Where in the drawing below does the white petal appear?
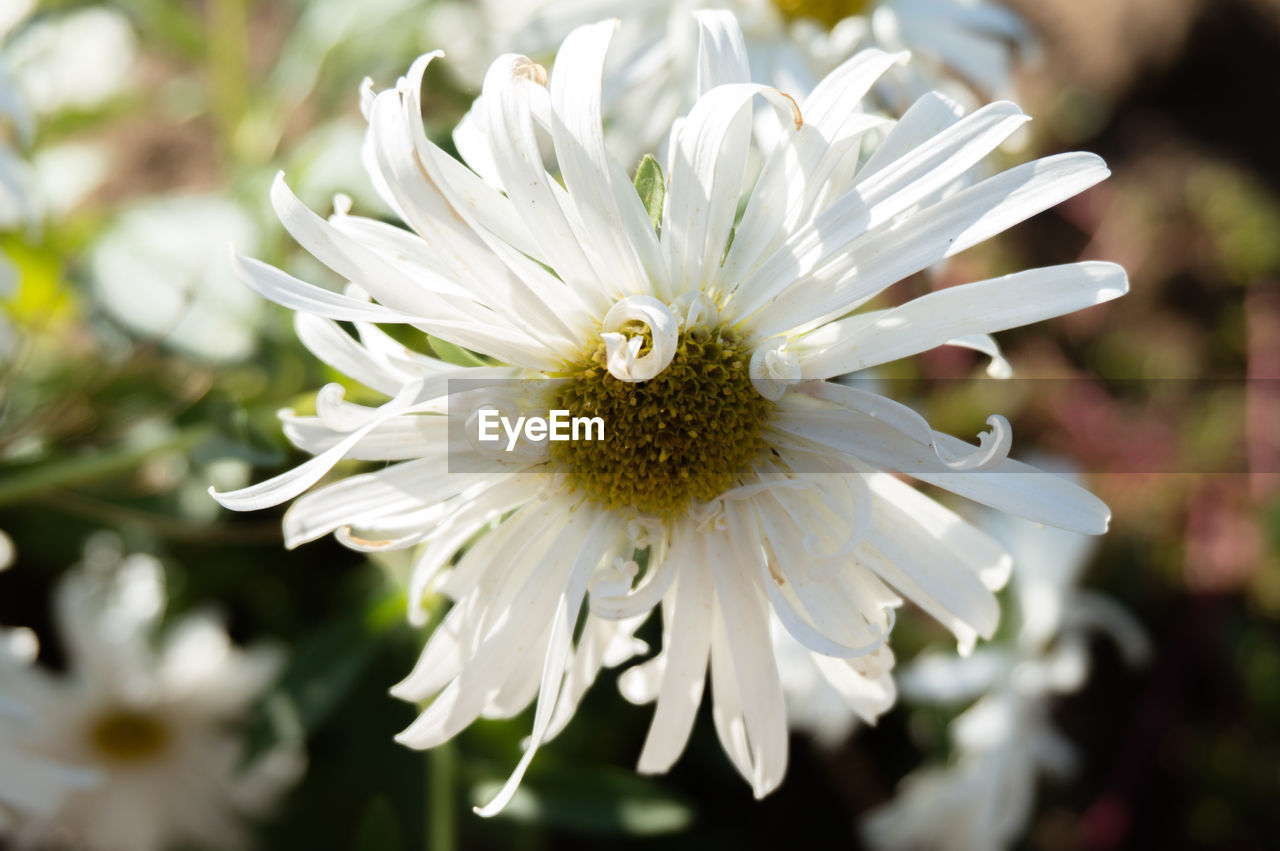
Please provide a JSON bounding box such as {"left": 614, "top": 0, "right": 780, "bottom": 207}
{"left": 475, "top": 512, "right": 614, "bottom": 816}
{"left": 772, "top": 384, "right": 1112, "bottom": 535}
{"left": 710, "top": 545, "right": 788, "bottom": 797}
{"left": 211, "top": 379, "right": 433, "bottom": 511}
{"left": 662, "top": 83, "right": 800, "bottom": 300}
{"left": 550, "top": 20, "right": 662, "bottom": 301}
{"left": 855, "top": 91, "right": 965, "bottom": 181}
{"left": 749, "top": 152, "right": 1112, "bottom": 337}
{"left": 395, "top": 507, "right": 599, "bottom": 745}
{"left": 294, "top": 313, "right": 413, "bottom": 395}
{"left": 281, "top": 456, "right": 447, "bottom": 548}
{"left": 794, "top": 262, "right": 1128, "bottom": 377}
{"left": 730, "top": 100, "right": 1034, "bottom": 326}
{"left": 482, "top": 54, "right": 613, "bottom": 313}
{"left": 600, "top": 295, "right": 680, "bottom": 381}
{"left": 721, "top": 50, "right": 901, "bottom": 291}
{"left": 233, "top": 253, "right": 418, "bottom": 324}
{"left": 636, "top": 529, "right": 713, "bottom": 774}
{"left": 693, "top": 9, "right": 750, "bottom": 95}
{"left": 898, "top": 646, "right": 1010, "bottom": 704}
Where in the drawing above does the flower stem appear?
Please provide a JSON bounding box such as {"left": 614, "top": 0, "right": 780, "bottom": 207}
{"left": 428, "top": 741, "right": 457, "bottom": 851}
{"left": 0, "top": 424, "right": 215, "bottom": 507}
{"left": 207, "top": 0, "right": 249, "bottom": 151}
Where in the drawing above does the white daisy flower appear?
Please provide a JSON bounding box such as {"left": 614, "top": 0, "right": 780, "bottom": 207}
{"left": 4, "top": 6, "right": 136, "bottom": 119}
{"left": 1, "top": 540, "right": 303, "bottom": 851}
{"left": 443, "top": 0, "right": 1033, "bottom": 164}
{"left": 213, "top": 12, "right": 1123, "bottom": 812}
{"left": 862, "top": 506, "right": 1149, "bottom": 851}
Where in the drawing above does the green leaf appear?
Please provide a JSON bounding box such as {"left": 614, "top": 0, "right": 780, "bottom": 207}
{"left": 354, "top": 796, "right": 404, "bottom": 851}
{"left": 0, "top": 424, "right": 217, "bottom": 508}
{"left": 633, "top": 154, "right": 665, "bottom": 230}
{"left": 427, "top": 336, "right": 490, "bottom": 367}
{"left": 241, "top": 592, "right": 397, "bottom": 766}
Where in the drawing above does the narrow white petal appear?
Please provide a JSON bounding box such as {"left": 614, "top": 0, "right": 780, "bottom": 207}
{"left": 795, "top": 262, "right": 1128, "bottom": 377}
{"left": 856, "top": 91, "right": 965, "bottom": 181}
{"left": 233, "top": 253, "right": 419, "bottom": 324}
{"left": 693, "top": 10, "right": 750, "bottom": 95}
{"left": 210, "top": 380, "right": 430, "bottom": 511}
{"left": 550, "top": 20, "right": 658, "bottom": 300}
{"left": 482, "top": 54, "right": 611, "bottom": 311}
{"left": 710, "top": 546, "right": 788, "bottom": 797}
{"left": 749, "top": 153, "right": 1112, "bottom": 337}
{"left": 294, "top": 313, "right": 411, "bottom": 396}
{"left": 636, "top": 529, "right": 713, "bottom": 774}
{"left": 662, "top": 83, "right": 801, "bottom": 300}
{"left": 772, "top": 387, "right": 1111, "bottom": 534}
{"left": 730, "top": 101, "right": 1034, "bottom": 325}
{"left": 721, "top": 50, "right": 900, "bottom": 292}
{"left": 475, "top": 512, "right": 613, "bottom": 816}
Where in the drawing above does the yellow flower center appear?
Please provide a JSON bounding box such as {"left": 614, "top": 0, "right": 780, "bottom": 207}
{"left": 772, "top": 0, "right": 871, "bottom": 30}
{"left": 88, "top": 709, "right": 170, "bottom": 763}
{"left": 549, "top": 325, "right": 773, "bottom": 517}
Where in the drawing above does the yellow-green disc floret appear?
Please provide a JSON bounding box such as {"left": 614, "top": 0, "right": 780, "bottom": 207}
{"left": 550, "top": 325, "right": 774, "bottom": 517}
{"left": 772, "top": 0, "right": 870, "bottom": 30}
{"left": 88, "top": 710, "right": 170, "bottom": 763}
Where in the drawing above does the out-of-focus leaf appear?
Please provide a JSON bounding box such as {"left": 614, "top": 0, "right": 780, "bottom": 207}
{"left": 189, "top": 434, "right": 286, "bottom": 468}
{"left": 354, "top": 795, "right": 404, "bottom": 851}
{"left": 634, "top": 154, "right": 664, "bottom": 230}
{"left": 114, "top": 0, "right": 206, "bottom": 57}
{"left": 242, "top": 590, "right": 398, "bottom": 765}
{"left": 0, "top": 424, "right": 216, "bottom": 507}
{"left": 469, "top": 758, "right": 693, "bottom": 836}
{"left": 0, "top": 235, "right": 78, "bottom": 328}
{"left": 1263, "top": 497, "right": 1280, "bottom": 554}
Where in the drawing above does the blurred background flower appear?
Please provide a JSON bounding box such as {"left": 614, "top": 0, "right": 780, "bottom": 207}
{"left": 90, "top": 194, "right": 262, "bottom": 363}
{"left": 0, "top": 534, "right": 303, "bottom": 851}
{"left": 861, "top": 494, "right": 1149, "bottom": 850}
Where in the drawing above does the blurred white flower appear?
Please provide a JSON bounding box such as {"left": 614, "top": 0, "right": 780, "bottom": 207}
{"left": 213, "top": 11, "right": 1120, "bottom": 814}
{"left": 91, "top": 195, "right": 264, "bottom": 362}
{"left": 0, "top": 536, "right": 303, "bottom": 851}
{"left": 0, "top": 4, "right": 138, "bottom": 363}
{"left": 0, "top": 626, "right": 99, "bottom": 832}
{"left": 0, "top": 1, "right": 36, "bottom": 42}
{"left": 0, "top": 1, "right": 38, "bottom": 233}
{"left": 442, "top": 0, "right": 1034, "bottom": 164}
{"left": 813, "top": 0, "right": 1037, "bottom": 112}
{"left": 5, "top": 7, "right": 136, "bottom": 117}
{"left": 862, "top": 508, "right": 1149, "bottom": 851}
{"left": 31, "top": 141, "right": 111, "bottom": 219}
{"left": 288, "top": 119, "right": 393, "bottom": 216}
{"left": 1, "top": 4, "right": 137, "bottom": 230}
{"left": 0, "top": 1, "right": 36, "bottom": 367}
